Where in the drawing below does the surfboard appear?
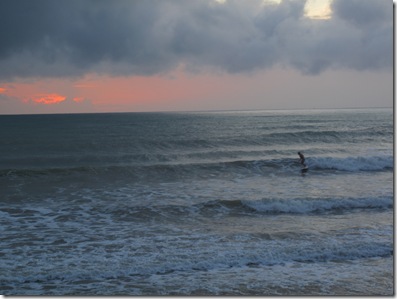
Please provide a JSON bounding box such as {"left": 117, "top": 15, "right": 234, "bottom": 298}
{"left": 301, "top": 166, "right": 309, "bottom": 173}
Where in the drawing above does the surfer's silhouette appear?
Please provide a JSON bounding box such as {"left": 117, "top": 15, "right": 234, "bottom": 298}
{"left": 298, "top": 152, "right": 307, "bottom": 168}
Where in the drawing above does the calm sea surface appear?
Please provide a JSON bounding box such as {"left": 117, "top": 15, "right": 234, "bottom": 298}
{"left": 0, "top": 108, "right": 393, "bottom": 295}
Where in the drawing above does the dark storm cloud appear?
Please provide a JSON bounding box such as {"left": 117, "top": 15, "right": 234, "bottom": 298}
{"left": 0, "top": 0, "right": 392, "bottom": 79}
{"left": 332, "top": 0, "right": 391, "bottom": 27}
{"left": 0, "top": 0, "right": 173, "bottom": 77}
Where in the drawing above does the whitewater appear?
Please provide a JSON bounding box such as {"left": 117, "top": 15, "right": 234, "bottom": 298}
{"left": 0, "top": 108, "right": 393, "bottom": 295}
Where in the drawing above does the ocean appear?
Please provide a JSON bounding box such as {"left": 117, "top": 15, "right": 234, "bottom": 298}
{"left": 0, "top": 108, "right": 393, "bottom": 295}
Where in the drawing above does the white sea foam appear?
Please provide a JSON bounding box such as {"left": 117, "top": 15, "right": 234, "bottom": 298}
{"left": 0, "top": 109, "right": 393, "bottom": 295}
{"left": 309, "top": 155, "right": 393, "bottom": 172}
{"left": 242, "top": 196, "right": 392, "bottom": 214}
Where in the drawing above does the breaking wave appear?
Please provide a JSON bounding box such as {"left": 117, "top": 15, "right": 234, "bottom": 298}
{"left": 93, "top": 196, "right": 393, "bottom": 221}
{"left": 309, "top": 155, "right": 393, "bottom": 172}
{"left": 239, "top": 196, "right": 393, "bottom": 215}
{"left": 1, "top": 155, "right": 392, "bottom": 182}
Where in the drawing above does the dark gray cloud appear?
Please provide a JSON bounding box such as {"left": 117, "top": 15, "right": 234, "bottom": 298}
{"left": 332, "top": 0, "right": 391, "bottom": 27}
{"left": 0, "top": 0, "right": 392, "bottom": 79}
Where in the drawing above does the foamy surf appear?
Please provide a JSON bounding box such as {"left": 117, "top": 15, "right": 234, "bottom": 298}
{"left": 0, "top": 108, "right": 393, "bottom": 295}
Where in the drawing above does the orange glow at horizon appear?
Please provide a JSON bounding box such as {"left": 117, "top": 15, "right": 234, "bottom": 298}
{"left": 69, "top": 71, "right": 255, "bottom": 112}
{"left": 73, "top": 97, "right": 85, "bottom": 103}
{"left": 1, "top": 65, "right": 391, "bottom": 115}
{"left": 0, "top": 87, "right": 6, "bottom": 93}
{"left": 31, "top": 93, "right": 67, "bottom": 105}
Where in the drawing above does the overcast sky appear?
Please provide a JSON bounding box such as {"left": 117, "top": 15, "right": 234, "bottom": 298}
{"left": 0, "top": 0, "right": 393, "bottom": 114}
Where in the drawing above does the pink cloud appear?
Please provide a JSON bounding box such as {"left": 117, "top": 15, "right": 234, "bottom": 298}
{"left": 31, "top": 94, "right": 67, "bottom": 105}
{"left": 72, "top": 97, "right": 85, "bottom": 103}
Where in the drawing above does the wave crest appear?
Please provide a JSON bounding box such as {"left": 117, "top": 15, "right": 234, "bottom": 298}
{"left": 309, "top": 155, "right": 393, "bottom": 172}
{"left": 241, "top": 196, "right": 392, "bottom": 214}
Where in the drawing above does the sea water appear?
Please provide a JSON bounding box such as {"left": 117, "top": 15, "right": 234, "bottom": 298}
{"left": 0, "top": 108, "right": 393, "bottom": 295}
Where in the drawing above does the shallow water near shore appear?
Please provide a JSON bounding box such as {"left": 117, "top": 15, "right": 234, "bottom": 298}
{"left": 0, "top": 108, "right": 393, "bottom": 295}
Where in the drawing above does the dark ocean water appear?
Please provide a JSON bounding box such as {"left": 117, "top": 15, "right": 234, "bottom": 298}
{"left": 0, "top": 108, "right": 393, "bottom": 295}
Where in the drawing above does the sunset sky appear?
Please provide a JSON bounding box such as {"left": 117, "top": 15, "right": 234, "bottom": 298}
{"left": 0, "top": 0, "right": 393, "bottom": 114}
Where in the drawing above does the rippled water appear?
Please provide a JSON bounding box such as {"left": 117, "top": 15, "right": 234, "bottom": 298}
{"left": 0, "top": 108, "right": 393, "bottom": 295}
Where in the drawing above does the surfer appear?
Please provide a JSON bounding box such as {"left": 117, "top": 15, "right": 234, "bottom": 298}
{"left": 298, "top": 152, "right": 306, "bottom": 168}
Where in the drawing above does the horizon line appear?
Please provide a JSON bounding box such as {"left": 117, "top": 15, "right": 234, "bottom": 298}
{"left": 0, "top": 106, "right": 393, "bottom": 117}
